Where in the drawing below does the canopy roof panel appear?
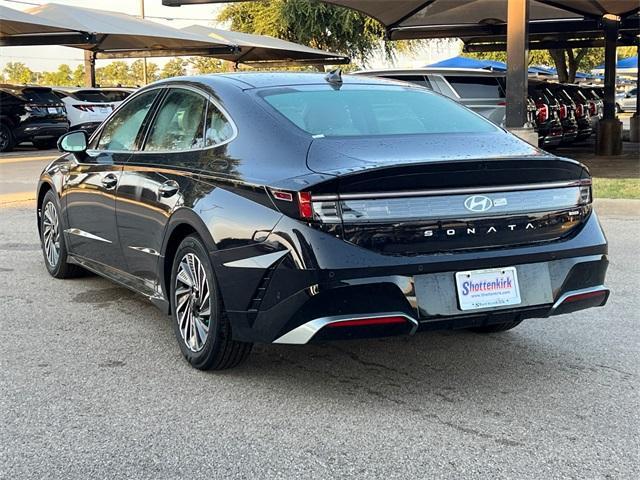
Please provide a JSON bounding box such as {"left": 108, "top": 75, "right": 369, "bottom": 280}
{"left": 163, "top": 0, "right": 639, "bottom": 44}
{"left": 182, "top": 25, "right": 349, "bottom": 64}
{"left": 0, "top": 4, "right": 78, "bottom": 35}
{"left": 26, "top": 3, "right": 234, "bottom": 53}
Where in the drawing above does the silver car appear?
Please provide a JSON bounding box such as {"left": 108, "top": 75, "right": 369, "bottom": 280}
{"left": 618, "top": 87, "right": 637, "bottom": 112}
{"left": 354, "top": 68, "right": 508, "bottom": 125}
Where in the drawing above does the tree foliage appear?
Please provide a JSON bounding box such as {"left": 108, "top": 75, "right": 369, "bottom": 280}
{"left": 160, "top": 58, "right": 187, "bottom": 79}
{"left": 3, "top": 62, "right": 34, "bottom": 84}
{"left": 188, "top": 57, "right": 228, "bottom": 74}
{"left": 218, "top": 0, "right": 399, "bottom": 64}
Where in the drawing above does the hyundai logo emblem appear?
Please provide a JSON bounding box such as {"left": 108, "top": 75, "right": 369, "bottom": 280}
{"left": 464, "top": 195, "right": 493, "bottom": 213}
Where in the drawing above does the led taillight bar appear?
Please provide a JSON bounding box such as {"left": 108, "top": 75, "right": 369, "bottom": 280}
{"left": 326, "top": 316, "right": 409, "bottom": 328}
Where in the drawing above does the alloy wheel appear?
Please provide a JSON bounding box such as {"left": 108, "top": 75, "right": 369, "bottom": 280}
{"left": 0, "top": 127, "right": 9, "bottom": 151}
{"left": 42, "top": 202, "right": 60, "bottom": 267}
{"left": 174, "top": 252, "right": 211, "bottom": 352}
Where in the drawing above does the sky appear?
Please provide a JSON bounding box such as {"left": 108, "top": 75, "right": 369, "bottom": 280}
{"left": 0, "top": 0, "right": 460, "bottom": 73}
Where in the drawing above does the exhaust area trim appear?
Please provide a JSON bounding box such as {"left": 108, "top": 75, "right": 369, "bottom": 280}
{"left": 273, "top": 312, "right": 419, "bottom": 344}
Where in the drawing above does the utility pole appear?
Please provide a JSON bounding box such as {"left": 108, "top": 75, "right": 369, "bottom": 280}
{"left": 140, "top": 0, "right": 148, "bottom": 85}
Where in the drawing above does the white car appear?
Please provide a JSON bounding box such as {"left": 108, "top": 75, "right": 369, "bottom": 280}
{"left": 619, "top": 87, "right": 637, "bottom": 113}
{"left": 53, "top": 87, "right": 134, "bottom": 134}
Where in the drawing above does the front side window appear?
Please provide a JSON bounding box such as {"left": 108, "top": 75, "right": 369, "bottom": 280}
{"left": 261, "top": 85, "right": 496, "bottom": 137}
{"left": 144, "top": 89, "right": 206, "bottom": 151}
{"left": 97, "top": 89, "right": 159, "bottom": 151}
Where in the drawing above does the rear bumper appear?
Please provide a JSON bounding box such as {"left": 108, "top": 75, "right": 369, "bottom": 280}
{"left": 14, "top": 122, "right": 68, "bottom": 142}
{"left": 214, "top": 211, "right": 609, "bottom": 344}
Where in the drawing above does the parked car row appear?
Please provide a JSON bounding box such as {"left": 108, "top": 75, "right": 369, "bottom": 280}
{"left": 355, "top": 68, "right": 607, "bottom": 149}
{"left": 0, "top": 84, "right": 133, "bottom": 152}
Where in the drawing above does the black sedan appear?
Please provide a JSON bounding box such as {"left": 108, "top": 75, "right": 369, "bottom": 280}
{"left": 38, "top": 72, "right": 609, "bottom": 370}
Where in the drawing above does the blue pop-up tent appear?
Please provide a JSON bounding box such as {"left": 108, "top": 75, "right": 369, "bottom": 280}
{"left": 592, "top": 56, "right": 638, "bottom": 76}
{"left": 428, "top": 56, "right": 554, "bottom": 75}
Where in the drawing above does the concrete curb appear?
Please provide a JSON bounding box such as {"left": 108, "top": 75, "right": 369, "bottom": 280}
{"left": 0, "top": 192, "right": 36, "bottom": 206}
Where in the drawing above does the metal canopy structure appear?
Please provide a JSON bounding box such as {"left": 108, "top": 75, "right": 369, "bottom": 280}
{"left": 165, "top": 0, "right": 640, "bottom": 154}
{"left": 182, "top": 25, "right": 349, "bottom": 65}
{"left": 22, "top": 3, "right": 238, "bottom": 58}
{"left": 0, "top": 4, "right": 95, "bottom": 45}
{"left": 0, "top": 3, "right": 349, "bottom": 88}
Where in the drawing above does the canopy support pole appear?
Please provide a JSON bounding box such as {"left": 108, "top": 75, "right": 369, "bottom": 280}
{"left": 505, "top": 0, "right": 536, "bottom": 145}
{"left": 596, "top": 14, "right": 622, "bottom": 155}
{"left": 84, "top": 50, "right": 96, "bottom": 88}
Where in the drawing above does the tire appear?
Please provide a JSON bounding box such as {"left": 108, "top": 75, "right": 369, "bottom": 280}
{"left": 468, "top": 319, "right": 523, "bottom": 333}
{"left": 0, "top": 123, "right": 14, "bottom": 152}
{"left": 33, "top": 139, "right": 57, "bottom": 150}
{"left": 170, "top": 235, "right": 252, "bottom": 370}
{"left": 39, "top": 190, "right": 84, "bottom": 278}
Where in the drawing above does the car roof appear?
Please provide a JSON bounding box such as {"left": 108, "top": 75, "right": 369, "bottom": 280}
{"left": 160, "top": 72, "right": 411, "bottom": 90}
{"left": 0, "top": 84, "right": 53, "bottom": 92}
{"left": 52, "top": 87, "right": 134, "bottom": 93}
{"left": 355, "top": 68, "right": 506, "bottom": 77}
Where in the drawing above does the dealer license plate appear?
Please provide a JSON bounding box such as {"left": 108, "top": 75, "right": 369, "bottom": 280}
{"left": 455, "top": 267, "right": 521, "bottom": 311}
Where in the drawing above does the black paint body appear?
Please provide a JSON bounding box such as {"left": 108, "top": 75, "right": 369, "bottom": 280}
{"left": 37, "top": 73, "right": 609, "bottom": 344}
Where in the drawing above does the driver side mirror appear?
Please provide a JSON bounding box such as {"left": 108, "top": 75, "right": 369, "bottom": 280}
{"left": 58, "top": 130, "right": 87, "bottom": 153}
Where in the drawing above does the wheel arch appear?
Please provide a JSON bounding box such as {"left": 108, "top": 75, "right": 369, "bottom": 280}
{"left": 160, "top": 208, "right": 218, "bottom": 307}
{"left": 36, "top": 181, "right": 55, "bottom": 237}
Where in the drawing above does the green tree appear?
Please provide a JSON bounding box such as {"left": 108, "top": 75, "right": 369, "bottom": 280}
{"left": 131, "top": 59, "right": 159, "bottom": 85}
{"left": 96, "top": 61, "right": 132, "bottom": 87}
{"left": 41, "top": 64, "right": 74, "bottom": 86}
{"left": 218, "top": 0, "right": 406, "bottom": 65}
{"left": 188, "top": 57, "right": 227, "bottom": 74}
{"left": 3, "top": 62, "right": 33, "bottom": 84}
{"left": 160, "top": 58, "right": 187, "bottom": 79}
{"left": 72, "top": 64, "right": 85, "bottom": 86}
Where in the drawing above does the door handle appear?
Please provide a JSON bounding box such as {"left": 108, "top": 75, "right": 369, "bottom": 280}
{"left": 101, "top": 173, "right": 118, "bottom": 189}
{"left": 158, "top": 180, "right": 180, "bottom": 198}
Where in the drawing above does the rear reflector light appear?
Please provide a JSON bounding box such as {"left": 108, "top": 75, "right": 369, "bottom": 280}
{"left": 576, "top": 103, "right": 584, "bottom": 117}
{"left": 298, "top": 191, "right": 313, "bottom": 220}
{"left": 272, "top": 190, "right": 293, "bottom": 202}
{"left": 563, "top": 290, "right": 607, "bottom": 304}
{"left": 326, "top": 316, "right": 408, "bottom": 328}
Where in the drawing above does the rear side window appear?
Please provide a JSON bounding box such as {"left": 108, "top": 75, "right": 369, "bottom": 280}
{"left": 20, "top": 88, "right": 60, "bottom": 104}
{"left": 379, "top": 75, "right": 432, "bottom": 89}
{"left": 204, "top": 103, "right": 234, "bottom": 147}
{"left": 144, "top": 88, "right": 207, "bottom": 151}
{"left": 261, "top": 86, "right": 496, "bottom": 137}
{"left": 97, "top": 89, "right": 159, "bottom": 151}
{"left": 444, "top": 76, "right": 504, "bottom": 99}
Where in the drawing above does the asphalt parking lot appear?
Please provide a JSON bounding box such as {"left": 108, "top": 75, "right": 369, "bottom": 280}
{"left": 1, "top": 197, "right": 638, "bottom": 479}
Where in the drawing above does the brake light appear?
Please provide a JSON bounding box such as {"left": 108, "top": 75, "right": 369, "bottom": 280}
{"left": 73, "top": 104, "right": 95, "bottom": 112}
{"left": 298, "top": 191, "right": 313, "bottom": 220}
{"left": 536, "top": 102, "right": 548, "bottom": 123}
{"left": 576, "top": 103, "right": 584, "bottom": 118}
{"left": 589, "top": 101, "right": 597, "bottom": 116}
{"left": 559, "top": 104, "right": 567, "bottom": 119}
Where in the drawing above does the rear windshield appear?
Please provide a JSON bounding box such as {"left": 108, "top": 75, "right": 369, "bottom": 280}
{"left": 71, "top": 90, "right": 131, "bottom": 103}
{"left": 21, "top": 88, "right": 60, "bottom": 104}
{"left": 444, "top": 76, "right": 504, "bottom": 99}
{"left": 260, "top": 85, "right": 496, "bottom": 137}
